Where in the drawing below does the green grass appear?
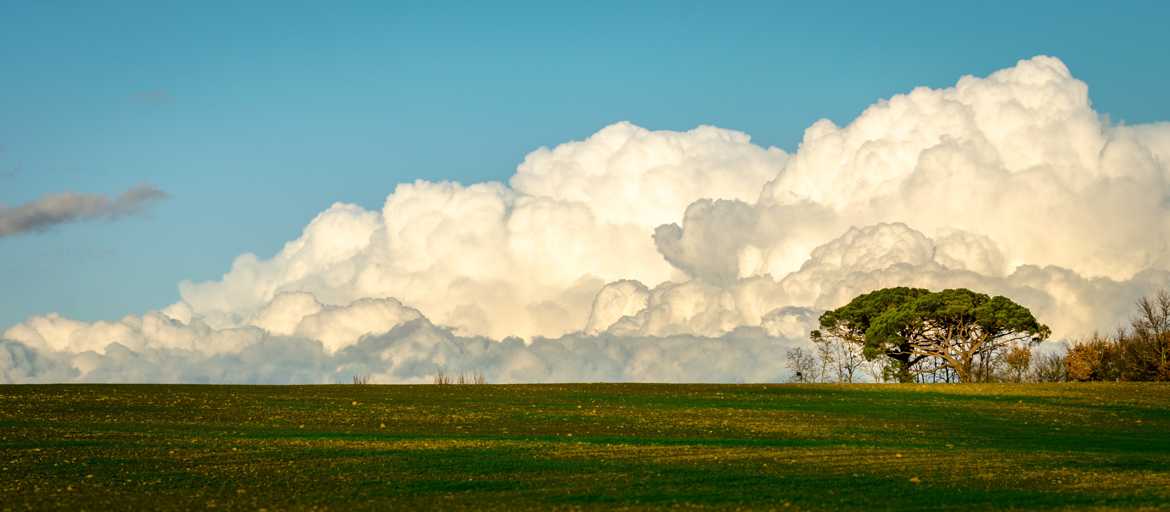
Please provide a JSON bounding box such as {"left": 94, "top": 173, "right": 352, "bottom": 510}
{"left": 2, "top": 383, "right": 1169, "bottom": 511}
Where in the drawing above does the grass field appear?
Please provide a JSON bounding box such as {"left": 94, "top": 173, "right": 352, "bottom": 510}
{"left": 2, "top": 383, "right": 1169, "bottom": 510}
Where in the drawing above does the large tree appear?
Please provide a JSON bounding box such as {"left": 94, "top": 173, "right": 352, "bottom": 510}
{"left": 813, "top": 288, "right": 1049, "bottom": 383}
{"left": 812, "top": 287, "right": 931, "bottom": 382}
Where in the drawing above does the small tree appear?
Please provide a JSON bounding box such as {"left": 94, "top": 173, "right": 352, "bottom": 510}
{"left": 1066, "top": 333, "right": 1118, "bottom": 382}
{"left": 1003, "top": 345, "right": 1032, "bottom": 382}
{"left": 813, "top": 335, "right": 866, "bottom": 383}
{"left": 1127, "top": 291, "right": 1170, "bottom": 380}
{"left": 785, "top": 347, "right": 819, "bottom": 383}
{"left": 863, "top": 357, "right": 891, "bottom": 383}
{"left": 1031, "top": 350, "right": 1067, "bottom": 382}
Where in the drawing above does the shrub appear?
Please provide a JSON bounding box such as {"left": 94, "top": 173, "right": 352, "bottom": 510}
{"left": 1003, "top": 345, "right": 1032, "bottom": 382}
{"left": 432, "top": 367, "right": 487, "bottom": 385}
{"left": 1031, "top": 350, "right": 1067, "bottom": 382}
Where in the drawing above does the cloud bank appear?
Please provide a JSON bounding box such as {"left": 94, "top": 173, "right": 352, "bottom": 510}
{"left": 1, "top": 313, "right": 795, "bottom": 384}
{"left": 5, "top": 56, "right": 1170, "bottom": 383}
{"left": 0, "top": 184, "right": 167, "bottom": 237}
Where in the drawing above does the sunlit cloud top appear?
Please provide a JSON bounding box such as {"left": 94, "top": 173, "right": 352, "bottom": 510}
{"left": 5, "top": 56, "right": 1170, "bottom": 383}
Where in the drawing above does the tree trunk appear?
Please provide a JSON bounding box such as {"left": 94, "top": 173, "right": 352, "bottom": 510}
{"left": 957, "top": 358, "right": 974, "bottom": 383}
{"left": 887, "top": 350, "right": 915, "bottom": 383}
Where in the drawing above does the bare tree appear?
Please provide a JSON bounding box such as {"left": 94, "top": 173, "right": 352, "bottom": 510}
{"left": 1031, "top": 350, "right": 1067, "bottom": 382}
{"left": 1130, "top": 291, "right": 1170, "bottom": 379}
{"left": 814, "top": 336, "right": 866, "bottom": 383}
{"left": 785, "top": 347, "right": 819, "bottom": 383}
{"left": 863, "top": 357, "right": 890, "bottom": 383}
{"left": 815, "top": 342, "right": 834, "bottom": 382}
{"left": 431, "top": 366, "right": 487, "bottom": 385}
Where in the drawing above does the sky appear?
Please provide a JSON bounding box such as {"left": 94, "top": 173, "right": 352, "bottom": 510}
{"left": 2, "top": 1, "right": 1170, "bottom": 362}
{"left": 2, "top": 0, "right": 1170, "bottom": 383}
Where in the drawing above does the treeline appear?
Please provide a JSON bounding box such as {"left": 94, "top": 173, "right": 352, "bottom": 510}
{"left": 796, "top": 288, "right": 1170, "bottom": 384}
{"left": 783, "top": 342, "right": 1042, "bottom": 383}
{"left": 1058, "top": 291, "right": 1170, "bottom": 382}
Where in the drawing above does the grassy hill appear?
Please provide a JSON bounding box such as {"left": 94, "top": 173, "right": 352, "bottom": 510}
{"left": 2, "top": 383, "right": 1168, "bottom": 510}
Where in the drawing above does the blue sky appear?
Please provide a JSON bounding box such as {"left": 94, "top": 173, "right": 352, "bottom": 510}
{"left": 2, "top": 1, "right": 1169, "bottom": 328}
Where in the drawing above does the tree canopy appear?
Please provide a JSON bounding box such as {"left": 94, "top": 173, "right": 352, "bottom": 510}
{"left": 812, "top": 287, "right": 1049, "bottom": 383}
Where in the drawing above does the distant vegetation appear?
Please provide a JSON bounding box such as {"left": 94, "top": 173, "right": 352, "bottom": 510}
{"left": 810, "top": 287, "right": 1048, "bottom": 383}
{"left": 431, "top": 367, "right": 487, "bottom": 385}
{"left": 1061, "top": 291, "right": 1170, "bottom": 382}
{"left": 804, "top": 287, "right": 1170, "bottom": 383}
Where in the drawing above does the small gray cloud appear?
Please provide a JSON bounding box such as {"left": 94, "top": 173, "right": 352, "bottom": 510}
{"left": 0, "top": 184, "right": 168, "bottom": 237}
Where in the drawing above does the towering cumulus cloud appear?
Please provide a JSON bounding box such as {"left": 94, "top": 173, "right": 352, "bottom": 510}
{"left": 5, "top": 56, "right": 1170, "bottom": 383}
{"left": 176, "top": 123, "right": 787, "bottom": 339}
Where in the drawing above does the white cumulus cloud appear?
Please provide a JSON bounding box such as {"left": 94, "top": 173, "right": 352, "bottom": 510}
{"left": 176, "top": 124, "right": 785, "bottom": 340}
{"left": 5, "top": 55, "right": 1170, "bottom": 383}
